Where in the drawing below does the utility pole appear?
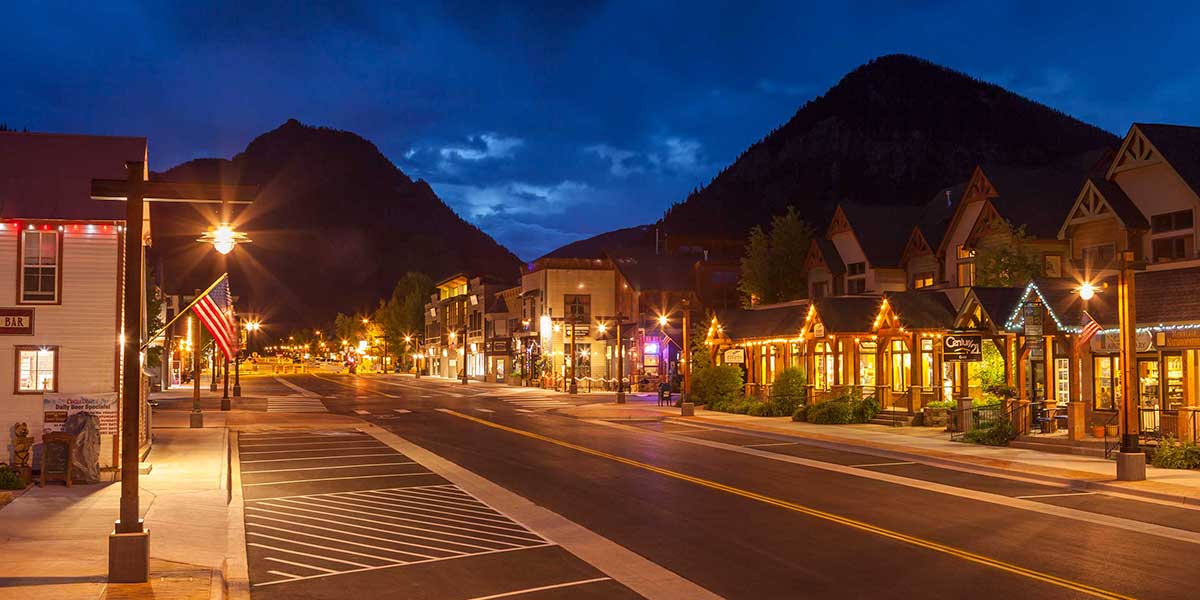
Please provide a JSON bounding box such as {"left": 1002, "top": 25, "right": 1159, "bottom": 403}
{"left": 1116, "top": 251, "right": 1146, "bottom": 481}
{"left": 209, "top": 341, "right": 218, "bottom": 391}
{"left": 232, "top": 316, "right": 242, "bottom": 399}
{"left": 192, "top": 289, "right": 204, "bottom": 429}
{"left": 461, "top": 324, "right": 469, "bottom": 385}
{"left": 568, "top": 311, "right": 578, "bottom": 394}
{"left": 682, "top": 299, "right": 691, "bottom": 403}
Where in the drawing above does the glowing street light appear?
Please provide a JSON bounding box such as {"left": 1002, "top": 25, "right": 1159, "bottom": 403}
{"left": 657, "top": 314, "right": 669, "bottom": 327}
{"left": 197, "top": 223, "right": 250, "bottom": 255}
{"left": 1078, "top": 281, "right": 1097, "bottom": 301}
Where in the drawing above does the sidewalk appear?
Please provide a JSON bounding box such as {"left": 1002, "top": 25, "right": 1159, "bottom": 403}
{"left": 0, "top": 411, "right": 229, "bottom": 599}
{"left": 554, "top": 400, "right": 1200, "bottom": 505}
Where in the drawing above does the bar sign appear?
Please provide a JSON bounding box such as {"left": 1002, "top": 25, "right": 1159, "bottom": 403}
{"left": 0, "top": 308, "right": 34, "bottom": 335}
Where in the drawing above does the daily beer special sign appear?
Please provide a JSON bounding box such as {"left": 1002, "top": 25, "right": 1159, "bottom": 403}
{"left": 0, "top": 308, "right": 34, "bottom": 335}
{"left": 43, "top": 393, "right": 119, "bottom": 435}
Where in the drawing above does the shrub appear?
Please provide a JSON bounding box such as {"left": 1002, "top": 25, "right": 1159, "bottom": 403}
{"left": 852, "top": 396, "right": 880, "bottom": 423}
{"left": 0, "top": 466, "right": 24, "bottom": 490}
{"left": 1152, "top": 437, "right": 1200, "bottom": 469}
{"left": 924, "top": 399, "right": 955, "bottom": 410}
{"left": 792, "top": 405, "right": 808, "bottom": 422}
{"left": 962, "top": 420, "right": 1017, "bottom": 446}
{"left": 809, "top": 401, "right": 854, "bottom": 424}
{"left": 746, "top": 402, "right": 772, "bottom": 417}
{"left": 769, "top": 367, "right": 807, "bottom": 415}
{"left": 692, "top": 365, "right": 745, "bottom": 408}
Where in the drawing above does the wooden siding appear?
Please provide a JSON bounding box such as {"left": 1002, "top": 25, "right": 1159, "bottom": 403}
{"left": 0, "top": 227, "right": 120, "bottom": 446}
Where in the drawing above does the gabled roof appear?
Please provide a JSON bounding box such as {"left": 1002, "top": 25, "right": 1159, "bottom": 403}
{"left": 814, "top": 238, "right": 845, "bottom": 273}
{"left": 918, "top": 182, "right": 965, "bottom": 251}
{"left": 977, "top": 164, "right": 1093, "bottom": 238}
{"left": 1056, "top": 177, "right": 1148, "bottom": 238}
{"left": 606, "top": 250, "right": 697, "bottom": 292}
{"left": 959, "top": 287, "right": 1027, "bottom": 331}
{"left": 485, "top": 295, "right": 510, "bottom": 315}
{"left": 837, "top": 202, "right": 923, "bottom": 268}
{"left": 1133, "top": 123, "right": 1200, "bottom": 199}
{"left": 811, "top": 296, "right": 883, "bottom": 333}
{"left": 713, "top": 302, "right": 808, "bottom": 341}
{"left": 0, "top": 131, "right": 148, "bottom": 220}
{"left": 880, "top": 290, "right": 956, "bottom": 330}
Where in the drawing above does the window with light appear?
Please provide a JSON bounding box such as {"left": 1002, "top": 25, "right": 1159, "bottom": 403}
{"left": 17, "top": 346, "right": 57, "bottom": 392}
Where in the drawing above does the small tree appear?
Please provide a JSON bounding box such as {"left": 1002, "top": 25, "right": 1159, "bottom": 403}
{"left": 738, "top": 206, "right": 813, "bottom": 306}
{"left": 975, "top": 221, "right": 1043, "bottom": 287}
{"left": 769, "top": 367, "right": 807, "bottom": 415}
{"left": 692, "top": 365, "right": 745, "bottom": 409}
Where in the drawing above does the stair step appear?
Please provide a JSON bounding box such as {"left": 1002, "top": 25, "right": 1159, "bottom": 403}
{"left": 869, "top": 413, "right": 916, "bottom": 427}
{"left": 1009, "top": 440, "right": 1108, "bottom": 458}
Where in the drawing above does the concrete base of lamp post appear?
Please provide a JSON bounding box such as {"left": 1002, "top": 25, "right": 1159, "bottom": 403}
{"left": 190, "top": 411, "right": 204, "bottom": 429}
{"left": 232, "top": 384, "right": 241, "bottom": 398}
{"left": 108, "top": 527, "right": 149, "bottom": 583}
{"left": 1116, "top": 451, "right": 1147, "bottom": 481}
{"left": 680, "top": 402, "right": 694, "bottom": 416}
{"left": 220, "top": 397, "right": 230, "bottom": 411}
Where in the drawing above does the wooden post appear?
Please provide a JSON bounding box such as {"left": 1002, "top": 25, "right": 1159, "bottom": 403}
{"left": 117, "top": 162, "right": 143, "bottom": 533}
{"left": 1118, "top": 262, "right": 1141, "bottom": 451}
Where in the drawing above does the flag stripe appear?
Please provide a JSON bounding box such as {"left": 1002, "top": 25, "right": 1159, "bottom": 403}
{"left": 1075, "top": 312, "right": 1101, "bottom": 350}
{"left": 192, "top": 274, "right": 237, "bottom": 361}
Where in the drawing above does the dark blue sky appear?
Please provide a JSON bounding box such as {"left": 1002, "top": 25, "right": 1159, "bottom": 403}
{"left": 4, "top": 2, "right": 1198, "bottom": 260}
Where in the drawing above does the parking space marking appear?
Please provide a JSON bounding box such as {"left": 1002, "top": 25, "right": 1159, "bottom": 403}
{"left": 393, "top": 408, "right": 411, "bottom": 413}
{"left": 475, "top": 408, "right": 494, "bottom": 413}
{"left": 243, "top": 462, "right": 418, "bottom": 474}
{"left": 1016, "top": 492, "right": 1097, "bottom": 500}
{"left": 243, "top": 472, "right": 434, "bottom": 487}
{"left": 743, "top": 441, "right": 800, "bottom": 448}
{"left": 267, "top": 396, "right": 328, "bottom": 413}
{"left": 245, "top": 484, "right": 553, "bottom": 588}
{"left": 852, "top": 461, "right": 918, "bottom": 468}
{"left": 241, "top": 439, "right": 380, "bottom": 448}
{"left": 466, "top": 577, "right": 613, "bottom": 600}
{"left": 354, "top": 409, "right": 372, "bottom": 415}
{"left": 242, "top": 453, "right": 397, "bottom": 464}
{"left": 241, "top": 445, "right": 387, "bottom": 455}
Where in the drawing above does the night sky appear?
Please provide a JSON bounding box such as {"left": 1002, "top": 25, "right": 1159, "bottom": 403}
{"left": 4, "top": 2, "right": 1198, "bottom": 260}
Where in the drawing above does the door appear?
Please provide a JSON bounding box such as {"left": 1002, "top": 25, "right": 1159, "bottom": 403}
{"left": 1138, "top": 358, "right": 1161, "bottom": 434}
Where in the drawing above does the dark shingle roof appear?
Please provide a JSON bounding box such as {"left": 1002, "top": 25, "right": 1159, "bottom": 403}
{"left": 812, "top": 296, "right": 882, "bottom": 333}
{"left": 839, "top": 202, "right": 923, "bottom": 267}
{"left": 1136, "top": 124, "right": 1200, "bottom": 200}
{"left": 981, "top": 164, "right": 1092, "bottom": 238}
{"left": 714, "top": 303, "right": 807, "bottom": 340}
{"left": 607, "top": 250, "right": 697, "bottom": 292}
{"left": 919, "top": 182, "right": 965, "bottom": 250}
{"left": 1135, "top": 266, "right": 1200, "bottom": 325}
{"left": 1090, "top": 178, "right": 1148, "bottom": 230}
{"left": 486, "top": 295, "right": 510, "bottom": 315}
{"left": 815, "top": 238, "right": 845, "bottom": 274}
{"left": 968, "top": 287, "right": 1027, "bottom": 327}
{"left": 882, "top": 290, "right": 956, "bottom": 330}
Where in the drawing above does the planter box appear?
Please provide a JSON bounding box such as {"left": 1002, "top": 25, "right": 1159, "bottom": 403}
{"left": 923, "top": 407, "right": 949, "bottom": 427}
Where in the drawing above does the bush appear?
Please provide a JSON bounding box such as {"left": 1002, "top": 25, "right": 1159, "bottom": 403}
{"left": 924, "top": 399, "right": 955, "bottom": 410}
{"left": 792, "top": 405, "right": 808, "bottom": 422}
{"left": 852, "top": 396, "right": 880, "bottom": 423}
{"left": 692, "top": 365, "right": 745, "bottom": 408}
{"left": 0, "top": 466, "right": 25, "bottom": 490}
{"left": 769, "top": 367, "right": 807, "bottom": 415}
{"left": 809, "top": 401, "right": 854, "bottom": 424}
{"left": 1152, "top": 437, "right": 1200, "bottom": 469}
{"left": 962, "top": 420, "right": 1017, "bottom": 446}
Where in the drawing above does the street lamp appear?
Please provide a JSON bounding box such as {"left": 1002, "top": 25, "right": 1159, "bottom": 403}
{"left": 197, "top": 223, "right": 250, "bottom": 255}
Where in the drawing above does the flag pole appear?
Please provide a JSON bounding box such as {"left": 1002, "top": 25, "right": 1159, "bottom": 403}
{"left": 141, "top": 273, "right": 228, "bottom": 351}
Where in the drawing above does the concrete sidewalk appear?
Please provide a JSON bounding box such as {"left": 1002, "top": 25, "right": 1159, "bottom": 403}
{"left": 0, "top": 417, "right": 230, "bottom": 599}
{"left": 554, "top": 400, "right": 1200, "bottom": 506}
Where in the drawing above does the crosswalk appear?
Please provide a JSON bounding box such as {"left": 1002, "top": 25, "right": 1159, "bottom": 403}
{"left": 267, "top": 396, "right": 328, "bottom": 413}
{"left": 496, "top": 396, "right": 572, "bottom": 411}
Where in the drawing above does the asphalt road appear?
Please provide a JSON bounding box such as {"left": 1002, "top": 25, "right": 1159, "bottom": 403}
{"left": 235, "top": 374, "right": 1200, "bottom": 599}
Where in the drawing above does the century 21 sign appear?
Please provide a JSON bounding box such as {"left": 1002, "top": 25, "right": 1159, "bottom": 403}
{"left": 0, "top": 308, "right": 35, "bottom": 335}
{"left": 943, "top": 333, "right": 982, "bottom": 362}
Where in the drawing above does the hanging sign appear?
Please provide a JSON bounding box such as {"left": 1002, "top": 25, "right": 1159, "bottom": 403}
{"left": 1023, "top": 302, "right": 1044, "bottom": 360}
{"left": 723, "top": 348, "right": 746, "bottom": 364}
{"left": 813, "top": 323, "right": 826, "bottom": 338}
{"left": 943, "top": 333, "right": 983, "bottom": 362}
{"left": 0, "top": 308, "right": 34, "bottom": 335}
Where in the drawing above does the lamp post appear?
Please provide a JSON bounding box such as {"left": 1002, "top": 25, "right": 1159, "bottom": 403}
{"left": 91, "top": 163, "right": 255, "bottom": 583}
{"left": 597, "top": 315, "right": 627, "bottom": 403}
{"left": 461, "top": 325, "right": 469, "bottom": 385}
{"left": 682, "top": 299, "right": 692, "bottom": 404}
{"left": 1114, "top": 252, "right": 1147, "bottom": 481}
{"left": 193, "top": 289, "right": 205, "bottom": 428}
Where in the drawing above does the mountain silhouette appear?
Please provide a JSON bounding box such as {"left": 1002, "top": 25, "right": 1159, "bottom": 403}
{"left": 150, "top": 119, "right": 521, "bottom": 331}
{"left": 659, "top": 54, "right": 1120, "bottom": 239}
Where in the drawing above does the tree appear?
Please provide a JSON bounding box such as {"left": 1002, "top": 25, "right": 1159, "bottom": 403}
{"left": 738, "top": 206, "right": 814, "bottom": 305}
{"left": 975, "top": 220, "right": 1043, "bottom": 287}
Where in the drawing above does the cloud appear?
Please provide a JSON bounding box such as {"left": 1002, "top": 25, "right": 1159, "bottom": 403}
{"left": 433, "top": 179, "right": 590, "bottom": 219}
{"left": 585, "top": 144, "right": 644, "bottom": 177}
{"left": 659, "top": 137, "right": 703, "bottom": 171}
{"left": 439, "top": 133, "right": 524, "bottom": 162}
{"left": 757, "top": 79, "right": 810, "bottom": 96}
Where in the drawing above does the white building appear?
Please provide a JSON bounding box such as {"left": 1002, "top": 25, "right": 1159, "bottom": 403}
{"left": 0, "top": 131, "right": 149, "bottom": 470}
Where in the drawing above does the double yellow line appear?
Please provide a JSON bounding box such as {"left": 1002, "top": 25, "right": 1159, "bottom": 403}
{"left": 441, "top": 409, "right": 1133, "bottom": 600}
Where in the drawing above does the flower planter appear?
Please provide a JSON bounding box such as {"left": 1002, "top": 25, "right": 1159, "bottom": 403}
{"left": 1091, "top": 425, "right": 1106, "bottom": 438}
{"left": 1105, "top": 424, "right": 1119, "bottom": 437}
{"left": 923, "top": 407, "right": 949, "bottom": 427}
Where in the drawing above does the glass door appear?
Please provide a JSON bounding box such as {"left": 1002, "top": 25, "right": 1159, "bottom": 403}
{"left": 1164, "top": 354, "right": 1184, "bottom": 410}
{"left": 1054, "top": 358, "right": 1070, "bottom": 405}
{"left": 1138, "top": 358, "right": 1161, "bottom": 434}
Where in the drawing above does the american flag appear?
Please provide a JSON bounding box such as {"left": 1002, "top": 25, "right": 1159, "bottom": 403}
{"left": 1076, "top": 310, "right": 1101, "bottom": 351}
{"left": 193, "top": 274, "right": 237, "bottom": 361}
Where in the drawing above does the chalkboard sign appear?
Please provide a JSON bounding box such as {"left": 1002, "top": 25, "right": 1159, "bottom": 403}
{"left": 40, "top": 432, "right": 74, "bottom": 487}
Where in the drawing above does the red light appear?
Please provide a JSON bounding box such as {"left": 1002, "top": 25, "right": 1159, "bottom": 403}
{"left": 41, "top": 224, "right": 49, "bottom": 230}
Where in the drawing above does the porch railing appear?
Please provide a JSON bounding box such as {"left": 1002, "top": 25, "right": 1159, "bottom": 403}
{"left": 949, "top": 403, "right": 1015, "bottom": 442}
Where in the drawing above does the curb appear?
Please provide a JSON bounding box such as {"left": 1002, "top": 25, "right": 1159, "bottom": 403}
{"left": 224, "top": 430, "right": 250, "bottom": 600}
{"left": 665, "top": 417, "right": 1200, "bottom": 508}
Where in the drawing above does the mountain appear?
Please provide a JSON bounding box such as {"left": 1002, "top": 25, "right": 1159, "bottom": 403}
{"left": 538, "top": 225, "right": 655, "bottom": 260}
{"left": 150, "top": 119, "right": 522, "bottom": 331}
{"left": 660, "top": 54, "right": 1120, "bottom": 238}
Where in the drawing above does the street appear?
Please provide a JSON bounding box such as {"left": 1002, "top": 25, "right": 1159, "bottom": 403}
{"left": 216, "top": 374, "right": 1200, "bottom": 599}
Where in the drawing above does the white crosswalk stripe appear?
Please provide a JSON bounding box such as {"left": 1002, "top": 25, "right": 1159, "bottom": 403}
{"left": 267, "top": 396, "right": 328, "bottom": 413}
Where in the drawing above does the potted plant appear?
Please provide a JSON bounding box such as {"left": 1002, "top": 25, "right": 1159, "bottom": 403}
{"left": 1105, "top": 423, "right": 1119, "bottom": 437}
{"left": 1091, "top": 425, "right": 1106, "bottom": 438}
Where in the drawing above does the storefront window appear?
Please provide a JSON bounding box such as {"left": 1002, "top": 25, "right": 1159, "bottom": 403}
{"left": 17, "top": 346, "right": 57, "bottom": 392}
{"left": 890, "top": 339, "right": 910, "bottom": 392}
{"left": 921, "top": 338, "right": 934, "bottom": 388}
{"left": 1165, "top": 355, "right": 1184, "bottom": 409}
{"left": 858, "top": 341, "right": 876, "bottom": 386}
{"left": 814, "top": 342, "right": 832, "bottom": 390}
{"left": 1093, "top": 355, "right": 1120, "bottom": 410}
{"left": 1054, "top": 358, "right": 1070, "bottom": 404}
{"left": 1138, "top": 359, "right": 1160, "bottom": 409}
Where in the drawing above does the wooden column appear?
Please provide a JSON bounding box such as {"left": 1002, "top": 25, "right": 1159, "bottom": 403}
{"left": 1117, "top": 263, "right": 1140, "bottom": 451}
{"left": 910, "top": 333, "right": 920, "bottom": 412}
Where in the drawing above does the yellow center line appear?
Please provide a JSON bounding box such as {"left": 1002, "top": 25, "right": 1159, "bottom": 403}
{"left": 440, "top": 409, "right": 1133, "bottom": 600}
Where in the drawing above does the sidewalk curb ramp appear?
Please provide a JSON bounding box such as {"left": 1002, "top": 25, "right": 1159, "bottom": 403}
{"left": 663, "top": 417, "right": 1200, "bottom": 508}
